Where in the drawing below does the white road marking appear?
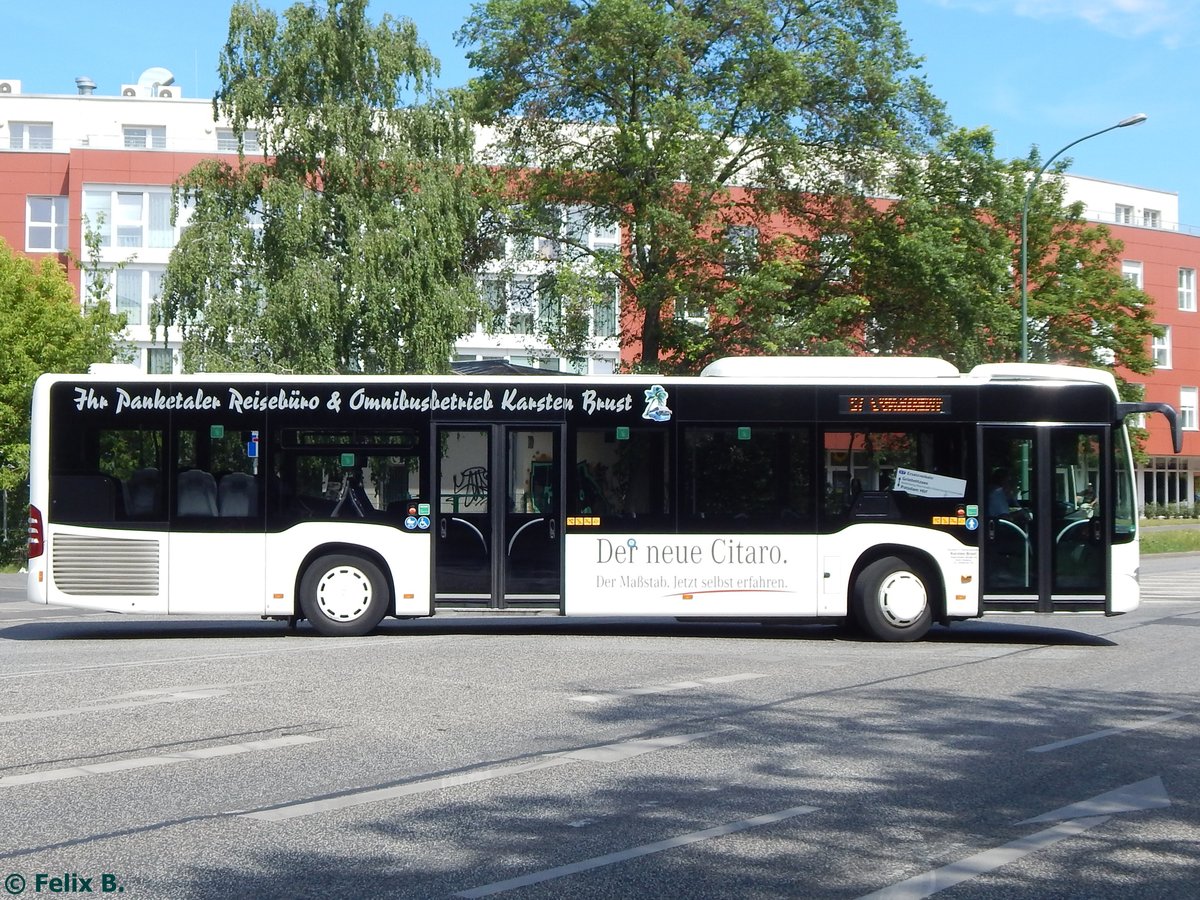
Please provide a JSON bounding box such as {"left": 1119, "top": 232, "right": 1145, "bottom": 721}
{"left": 855, "top": 816, "right": 1111, "bottom": 900}
{"left": 572, "top": 673, "right": 767, "bottom": 702}
{"left": 563, "top": 731, "right": 718, "bottom": 763}
{"left": 1, "top": 734, "right": 322, "bottom": 787}
{"left": 0, "top": 637, "right": 403, "bottom": 681}
{"left": 454, "top": 805, "right": 819, "bottom": 898}
{"left": 0, "top": 688, "right": 230, "bottom": 724}
{"left": 1016, "top": 776, "right": 1171, "bottom": 825}
{"left": 858, "top": 777, "right": 1172, "bottom": 898}
{"left": 1028, "top": 712, "right": 1188, "bottom": 753}
{"left": 241, "top": 730, "right": 719, "bottom": 822}
{"left": 242, "top": 756, "right": 576, "bottom": 822}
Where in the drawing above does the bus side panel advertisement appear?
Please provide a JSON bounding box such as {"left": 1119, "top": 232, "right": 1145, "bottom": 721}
{"left": 564, "top": 534, "right": 818, "bottom": 617}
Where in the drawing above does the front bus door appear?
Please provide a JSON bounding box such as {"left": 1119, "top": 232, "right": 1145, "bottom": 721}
{"left": 434, "top": 425, "right": 563, "bottom": 610}
{"left": 981, "top": 426, "right": 1110, "bottom": 614}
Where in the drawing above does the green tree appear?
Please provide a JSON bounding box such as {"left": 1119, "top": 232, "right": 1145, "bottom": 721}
{"left": 458, "top": 0, "right": 945, "bottom": 372}
{"left": 847, "top": 128, "right": 1157, "bottom": 375}
{"left": 1017, "top": 154, "right": 1157, "bottom": 375}
{"left": 0, "top": 240, "right": 123, "bottom": 561}
{"left": 159, "top": 0, "right": 487, "bottom": 374}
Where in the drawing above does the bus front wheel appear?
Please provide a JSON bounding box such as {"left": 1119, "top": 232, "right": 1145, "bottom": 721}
{"left": 852, "top": 556, "right": 933, "bottom": 642}
{"left": 299, "top": 554, "right": 389, "bottom": 637}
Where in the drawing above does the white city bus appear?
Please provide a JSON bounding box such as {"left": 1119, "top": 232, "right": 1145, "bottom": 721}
{"left": 27, "top": 357, "right": 1179, "bottom": 640}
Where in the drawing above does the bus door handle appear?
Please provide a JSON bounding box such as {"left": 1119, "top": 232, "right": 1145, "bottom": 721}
{"left": 439, "top": 517, "right": 447, "bottom": 539}
{"left": 549, "top": 518, "right": 557, "bottom": 541}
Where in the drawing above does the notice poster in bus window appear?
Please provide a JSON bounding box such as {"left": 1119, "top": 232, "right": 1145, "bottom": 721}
{"left": 893, "top": 467, "right": 967, "bottom": 498}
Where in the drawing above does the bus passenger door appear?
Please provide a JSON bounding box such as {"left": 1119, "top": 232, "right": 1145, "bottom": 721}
{"left": 503, "top": 428, "right": 562, "bottom": 608}
{"left": 980, "top": 427, "right": 1108, "bottom": 613}
{"left": 434, "top": 425, "right": 563, "bottom": 610}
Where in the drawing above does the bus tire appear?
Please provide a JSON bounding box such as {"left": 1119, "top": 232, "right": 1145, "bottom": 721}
{"left": 299, "top": 554, "right": 389, "bottom": 637}
{"left": 852, "top": 556, "right": 933, "bottom": 642}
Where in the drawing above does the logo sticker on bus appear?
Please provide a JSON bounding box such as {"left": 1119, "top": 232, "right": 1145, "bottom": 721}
{"left": 642, "top": 385, "right": 672, "bottom": 422}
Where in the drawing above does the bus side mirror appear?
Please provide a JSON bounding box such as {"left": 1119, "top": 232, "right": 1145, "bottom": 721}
{"left": 1116, "top": 401, "right": 1182, "bottom": 454}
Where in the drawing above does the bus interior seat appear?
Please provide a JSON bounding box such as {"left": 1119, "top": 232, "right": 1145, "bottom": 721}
{"left": 124, "top": 467, "right": 161, "bottom": 517}
{"left": 332, "top": 472, "right": 375, "bottom": 518}
{"left": 177, "top": 469, "right": 219, "bottom": 516}
{"left": 219, "top": 472, "right": 258, "bottom": 517}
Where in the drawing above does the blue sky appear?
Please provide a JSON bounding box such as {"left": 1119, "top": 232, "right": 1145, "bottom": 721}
{"left": 7, "top": 0, "right": 1198, "bottom": 223}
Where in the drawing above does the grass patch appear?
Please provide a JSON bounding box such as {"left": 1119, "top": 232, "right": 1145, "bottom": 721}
{"left": 1140, "top": 527, "right": 1200, "bottom": 554}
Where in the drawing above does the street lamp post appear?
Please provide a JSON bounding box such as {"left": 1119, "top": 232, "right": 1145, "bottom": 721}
{"left": 1019, "top": 113, "right": 1148, "bottom": 362}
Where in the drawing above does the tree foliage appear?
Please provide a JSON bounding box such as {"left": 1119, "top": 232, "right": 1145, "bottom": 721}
{"left": 847, "top": 128, "right": 1157, "bottom": 374}
{"left": 159, "top": 0, "right": 487, "bottom": 375}
{"left": 458, "top": 0, "right": 945, "bottom": 371}
{"left": 0, "top": 240, "right": 123, "bottom": 558}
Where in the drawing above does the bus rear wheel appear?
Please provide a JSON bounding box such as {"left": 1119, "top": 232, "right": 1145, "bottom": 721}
{"left": 299, "top": 554, "right": 389, "bottom": 637}
{"left": 853, "top": 556, "right": 933, "bottom": 642}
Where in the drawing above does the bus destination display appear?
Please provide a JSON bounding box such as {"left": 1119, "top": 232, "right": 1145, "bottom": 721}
{"left": 839, "top": 394, "right": 951, "bottom": 415}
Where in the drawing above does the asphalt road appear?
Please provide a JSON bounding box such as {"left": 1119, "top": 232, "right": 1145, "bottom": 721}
{"left": 0, "top": 562, "right": 1197, "bottom": 899}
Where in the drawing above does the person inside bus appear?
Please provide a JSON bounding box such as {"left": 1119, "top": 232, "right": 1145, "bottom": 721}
{"left": 987, "top": 467, "right": 1030, "bottom": 523}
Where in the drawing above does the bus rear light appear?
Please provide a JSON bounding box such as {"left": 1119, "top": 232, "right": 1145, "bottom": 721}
{"left": 28, "top": 505, "right": 44, "bottom": 559}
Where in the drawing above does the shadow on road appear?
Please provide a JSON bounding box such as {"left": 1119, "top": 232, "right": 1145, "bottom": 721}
{"left": 0, "top": 615, "right": 1115, "bottom": 646}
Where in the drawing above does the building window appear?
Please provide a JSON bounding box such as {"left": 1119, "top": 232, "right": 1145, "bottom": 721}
{"left": 9, "top": 122, "right": 52, "bottom": 150}
{"left": 1128, "top": 385, "right": 1146, "bottom": 427}
{"left": 95, "top": 266, "right": 164, "bottom": 327}
{"left": 1180, "top": 268, "right": 1196, "bottom": 312}
{"left": 508, "top": 275, "right": 537, "bottom": 333}
{"left": 123, "top": 125, "right": 166, "bottom": 150}
{"left": 1122, "top": 260, "right": 1143, "bottom": 289}
{"left": 820, "top": 233, "right": 852, "bottom": 282}
{"left": 723, "top": 225, "right": 759, "bottom": 276}
{"left": 1143, "top": 208, "right": 1161, "bottom": 228}
{"left": 1115, "top": 204, "right": 1134, "bottom": 225}
{"left": 1153, "top": 326, "right": 1171, "bottom": 369}
{"left": 26, "top": 196, "right": 68, "bottom": 251}
{"left": 146, "top": 347, "right": 174, "bottom": 374}
{"left": 83, "top": 189, "right": 175, "bottom": 250}
{"left": 593, "top": 280, "right": 619, "bottom": 338}
{"left": 1180, "top": 388, "right": 1198, "bottom": 431}
{"left": 216, "top": 128, "right": 261, "bottom": 154}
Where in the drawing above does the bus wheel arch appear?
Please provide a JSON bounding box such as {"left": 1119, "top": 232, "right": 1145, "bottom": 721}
{"left": 297, "top": 545, "right": 393, "bottom": 636}
{"left": 850, "top": 550, "right": 940, "bottom": 642}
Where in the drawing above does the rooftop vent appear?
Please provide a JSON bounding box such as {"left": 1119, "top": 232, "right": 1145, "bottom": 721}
{"left": 75, "top": 76, "right": 96, "bottom": 95}
{"left": 121, "top": 67, "right": 180, "bottom": 99}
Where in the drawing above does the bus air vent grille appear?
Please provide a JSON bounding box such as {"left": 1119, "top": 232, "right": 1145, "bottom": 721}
{"left": 52, "top": 534, "right": 160, "bottom": 596}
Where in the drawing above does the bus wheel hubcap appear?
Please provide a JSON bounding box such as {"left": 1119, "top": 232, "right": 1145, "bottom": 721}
{"left": 316, "top": 566, "right": 372, "bottom": 622}
{"left": 878, "top": 572, "right": 926, "bottom": 626}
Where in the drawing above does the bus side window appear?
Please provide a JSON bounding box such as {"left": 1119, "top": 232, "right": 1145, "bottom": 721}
{"left": 174, "top": 424, "right": 264, "bottom": 522}
{"left": 47, "top": 423, "right": 167, "bottom": 525}
{"left": 680, "top": 425, "right": 812, "bottom": 531}
{"left": 572, "top": 428, "right": 671, "bottom": 523}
